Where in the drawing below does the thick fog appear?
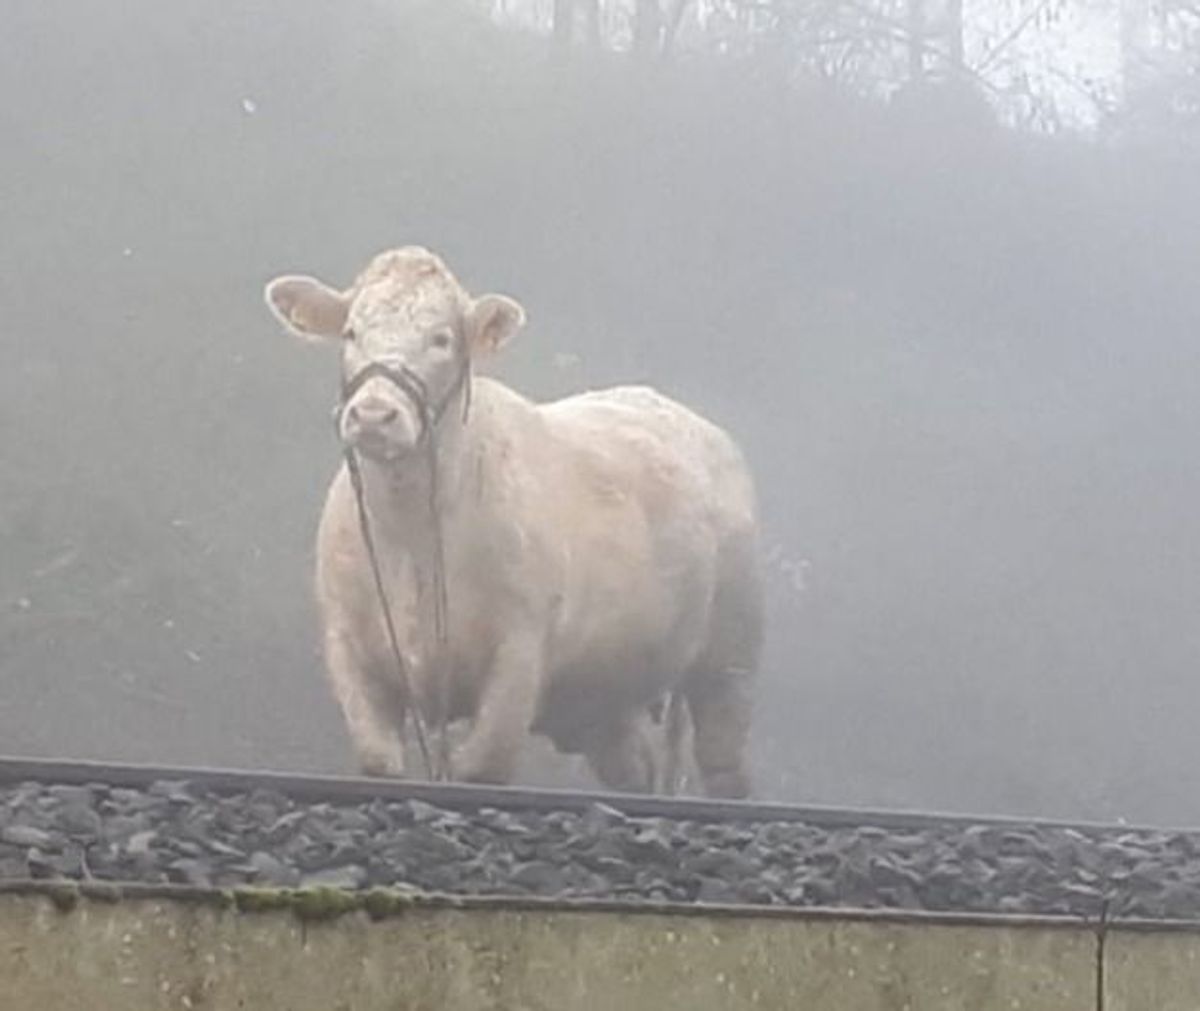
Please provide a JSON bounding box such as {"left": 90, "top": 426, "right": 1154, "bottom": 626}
{"left": 3, "top": 0, "right": 1200, "bottom": 823}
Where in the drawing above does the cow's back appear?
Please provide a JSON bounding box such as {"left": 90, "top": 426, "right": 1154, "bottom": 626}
{"left": 539, "top": 384, "right": 756, "bottom": 532}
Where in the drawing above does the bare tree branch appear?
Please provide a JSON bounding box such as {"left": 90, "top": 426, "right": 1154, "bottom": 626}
{"left": 663, "top": 0, "right": 695, "bottom": 56}
{"left": 907, "top": 0, "right": 926, "bottom": 81}
{"left": 974, "top": 0, "right": 1054, "bottom": 75}
{"left": 582, "top": 0, "right": 601, "bottom": 47}
{"left": 634, "top": 0, "right": 664, "bottom": 60}
{"left": 553, "top": 0, "right": 575, "bottom": 50}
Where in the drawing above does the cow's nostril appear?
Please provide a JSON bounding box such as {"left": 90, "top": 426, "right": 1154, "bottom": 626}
{"left": 380, "top": 407, "right": 399, "bottom": 425}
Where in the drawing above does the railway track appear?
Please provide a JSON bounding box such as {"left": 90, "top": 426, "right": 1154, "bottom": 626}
{"left": 0, "top": 754, "right": 1171, "bottom": 834}
{"left": 2, "top": 754, "right": 1199, "bottom": 923}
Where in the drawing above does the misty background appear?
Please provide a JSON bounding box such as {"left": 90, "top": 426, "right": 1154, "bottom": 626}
{"left": 2, "top": 0, "right": 1199, "bottom": 823}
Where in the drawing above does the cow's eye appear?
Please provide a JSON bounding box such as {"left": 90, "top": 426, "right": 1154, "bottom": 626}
{"left": 430, "top": 332, "right": 452, "bottom": 350}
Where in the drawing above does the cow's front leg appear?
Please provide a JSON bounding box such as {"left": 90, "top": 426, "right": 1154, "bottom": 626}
{"left": 452, "top": 634, "right": 542, "bottom": 785}
{"left": 324, "top": 630, "right": 408, "bottom": 778}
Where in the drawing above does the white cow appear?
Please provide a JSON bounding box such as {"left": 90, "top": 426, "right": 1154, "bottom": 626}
{"left": 263, "top": 246, "right": 762, "bottom": 797}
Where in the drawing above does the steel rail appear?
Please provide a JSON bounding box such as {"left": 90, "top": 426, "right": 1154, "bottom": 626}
{"left": 0, "top": 754, "right": 1188, "bottom": 837}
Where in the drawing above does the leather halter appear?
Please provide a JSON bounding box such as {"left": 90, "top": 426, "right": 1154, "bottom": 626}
{"left": 334, "top": 351, "right": 471, "bottom": 442}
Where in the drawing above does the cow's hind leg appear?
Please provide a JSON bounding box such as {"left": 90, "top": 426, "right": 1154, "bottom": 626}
{"left": 684, "top": 667, "right": 754, "bottom": 799}
{"left": 686, "top": 530, "right": 761, "bottom": 799}
{"left": 585, "top": 712, "right": 658, "bottom": 794}
{"left": 325, "top": 631, "right": 408, "bottom": 777}
{"left": 660, "top": 689, "right": 689, "bottom": 796}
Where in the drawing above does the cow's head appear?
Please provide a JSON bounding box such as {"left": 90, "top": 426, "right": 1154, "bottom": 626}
{"left": 264, "top": 247, "right": 525, "bottom": 462}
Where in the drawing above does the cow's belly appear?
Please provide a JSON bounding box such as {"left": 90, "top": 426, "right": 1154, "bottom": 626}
{"left": 533, "top": 661, "right": 670, "bottom": 755}
{"left": 536, "top": 562, "right": 711, "bottom": 753}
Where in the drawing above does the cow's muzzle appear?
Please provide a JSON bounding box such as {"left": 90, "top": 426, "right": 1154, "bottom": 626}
{"left": 334, "top": 358, "right": 470, "bottom": 460}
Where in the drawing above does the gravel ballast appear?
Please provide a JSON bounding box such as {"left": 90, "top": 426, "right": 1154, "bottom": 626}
{"left": 2, "top": 777, "right": 1198, "bottom": 920}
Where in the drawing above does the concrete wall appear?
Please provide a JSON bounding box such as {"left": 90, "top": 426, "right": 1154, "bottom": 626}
{"left": 0, "top": 887, "right": 1114, "bottom": 1010}
{"left": 1107, "top": 930, "right": 1200, "bottom": 1011}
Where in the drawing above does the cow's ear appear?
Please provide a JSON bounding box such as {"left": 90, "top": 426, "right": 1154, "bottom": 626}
{"left": 466, "top": 294, "right": 525, "bottom": 356}
{"left": 264, "top": 275, "right": 350, "bottom": 342}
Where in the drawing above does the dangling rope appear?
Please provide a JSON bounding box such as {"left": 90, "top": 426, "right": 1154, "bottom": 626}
{"left": 426, "top": 445, "right": 453, "bottom": 781}
{"left": 411, "top": 383, "right": 454, "bottom": 782}
{"left": 336, "top": 352, "right": 471, "bottom": 782}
